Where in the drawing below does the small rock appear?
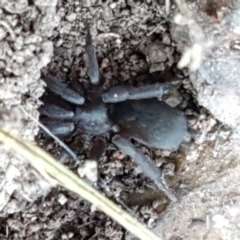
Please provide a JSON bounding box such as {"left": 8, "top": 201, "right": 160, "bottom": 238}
{"left": 61, "top": 233, "right": 68, "bottom": 240}
{"left": 148, "top": 41, "right": 168, "bottom": 63}
{"left": 81, "top": 0, "right": 91, "bottom": 7}
{"left": 115, "top": 38, "right": 122, "bottom": 45}
{"left": 58, "top": 194, "right": 68, "bottom": 205}
{"left": 0, "top": 27, "right": 7, "bottom": 41}
{"left": 113, "top": 151, "right": 126, "bottom": 160}
{"left": 55, "top": 38, "right": 63, "bottom": 47}
{"left": 162, "top": 162, "right": 175, "bottom": 176}
{"left": 101, "top": 58, "right": 109, "bottom": 69}
{"left": 120, "top": 70, "right": 130, "bottom": 81}
{"left": 14, "top": 36, "right": 24, "bottom": 51}
{"left": 102, "top": 6, "right": 113, "bottom": 21}
{"left": 0, "top": 60, "right": 5, "bottom": 69}
{"left": 113, "top": 49, "right": 124, "bottom": 60}
{"left": 109, "top": 2, "right": 117, "bottom": 9}
{"left": 162, "top": 34, "right": 171, "bottom": 45}
{"left": 24, "top": 35, "right": 42, "bottom": 44}
{"left": 164, "top": 88, "right": 183, "bottom": 107}
{"left": 68, "top": 232, "right": 74, "bottom": 238}
{"left": 149, "top": 63, "right": 165, "bottom": 73}
{"left": 78, "top": 160, "right": 98, "bottom": 182}
{"left": 2, "top": 0, "right": 28, "bottom": 13}
{"left": 66, "top": 13, "right": 77, "bottom": 22}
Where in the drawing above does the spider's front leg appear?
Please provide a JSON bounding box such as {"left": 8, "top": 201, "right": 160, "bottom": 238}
{"left": 39, "top": 105, "right": 75, "bottom": 136}
{"left": 85, "top": 22, "right": 100, "bottom": 85}
{"left": 44, "top": 75, "right": 85, "bottom": 105}
{"left": 112, "top": 134, "right": 178, "bottom": 202}
{"left": 102, "top": 83, "right": 173, "bottom": 103}
{"left": 39, "top": 75, "right": 86, "bottom": 136}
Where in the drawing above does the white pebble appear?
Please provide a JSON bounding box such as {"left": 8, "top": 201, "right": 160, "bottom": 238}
{"left": 66, "top": 13, "right": 77, "bottom": 22}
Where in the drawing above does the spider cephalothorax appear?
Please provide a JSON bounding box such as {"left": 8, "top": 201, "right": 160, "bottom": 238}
{"left": 39, "top": 24, "right": 188, "bottom": 202}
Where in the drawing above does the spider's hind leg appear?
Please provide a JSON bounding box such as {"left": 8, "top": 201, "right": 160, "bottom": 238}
{"left": 112, "top": 134, "right": 178, "bottom": 202}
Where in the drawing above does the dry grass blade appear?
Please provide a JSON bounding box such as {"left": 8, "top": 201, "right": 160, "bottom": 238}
{"left": 0, "top": 128, "right": 162, "bottom": 240}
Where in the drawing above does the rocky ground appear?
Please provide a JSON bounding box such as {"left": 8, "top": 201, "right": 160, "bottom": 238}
{"left": 1, "top": 0, "right": 240, "bottom": 239}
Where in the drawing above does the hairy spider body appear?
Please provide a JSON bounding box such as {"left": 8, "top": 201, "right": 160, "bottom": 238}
{"left": 39, "top": 25, "right": 188, "bottom": 202}
{"left": 41, "top": 84, "right": 186, "bottom": 150}
{"left": 73, "top": 102, "right": 113, "bottom": 135}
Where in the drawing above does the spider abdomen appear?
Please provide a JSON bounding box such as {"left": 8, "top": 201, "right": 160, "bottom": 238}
{"left": 109, "top": 99, "right": 188, "bottom": 150}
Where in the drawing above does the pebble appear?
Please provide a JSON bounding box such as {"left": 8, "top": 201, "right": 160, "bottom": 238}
{"left": 0, "top": 27, "right": 7, "bottom": 41}
{"left": 147, "top": 41, "right": 168, "bottom": 64}
{"left": 66, "top": 13, "right": 77, "bottom": 22}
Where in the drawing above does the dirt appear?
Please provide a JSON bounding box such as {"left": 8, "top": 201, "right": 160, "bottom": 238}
{"left": 1, "top": 0, "right": 240, "bottom": 240}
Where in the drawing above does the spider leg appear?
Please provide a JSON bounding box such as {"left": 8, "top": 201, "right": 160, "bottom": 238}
{"left": 39, "top": 104, "right": 74, "bottom": 119}
{"left": 44, "top": 75, "right": 85, "bottom": 105}
{"left": 112, "top": 134, "right": 178, "bottom": 202}
{"left": 85, "top": 23, "right": 100, "bottom": 85}
{"left": 40, "top": 119, "right": 75, "bottom": 137}
{"left": 102, "top": 83, "right": 172, "bottom": 103}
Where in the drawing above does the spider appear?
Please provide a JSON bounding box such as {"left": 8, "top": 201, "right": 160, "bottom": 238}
{"left": 39, "top": 24, "right": 188, "bottom": 202}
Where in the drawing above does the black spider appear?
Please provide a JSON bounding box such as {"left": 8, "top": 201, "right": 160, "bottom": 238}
{"left": 39, "top": 25, "right": 188, "bottom": 202}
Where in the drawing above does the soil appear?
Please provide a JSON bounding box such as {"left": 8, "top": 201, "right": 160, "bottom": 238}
{"left": 1, "top": 0, "right": 240, "bottom": 240}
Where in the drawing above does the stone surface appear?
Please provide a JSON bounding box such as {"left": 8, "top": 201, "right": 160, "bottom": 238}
{"left": 171, "top": 0, "right": 240, "bottom": 129}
